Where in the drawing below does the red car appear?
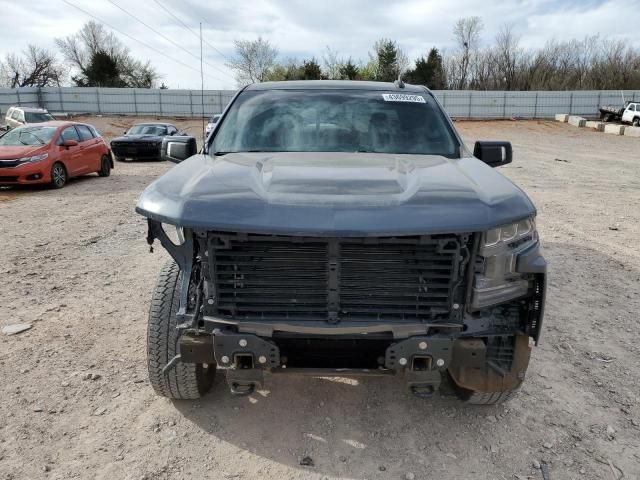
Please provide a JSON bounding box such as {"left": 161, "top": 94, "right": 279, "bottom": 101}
{"left": 0, "top": 121, "right": 113, "bottom": 188}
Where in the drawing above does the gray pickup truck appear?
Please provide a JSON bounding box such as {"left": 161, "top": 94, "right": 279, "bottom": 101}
{"left": 136, "top": 80, "right": 546, "bottom": 405}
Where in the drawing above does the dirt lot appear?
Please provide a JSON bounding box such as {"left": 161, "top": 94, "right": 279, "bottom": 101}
{"left": 1, "top": 118, "right": 639, "bottom": 480}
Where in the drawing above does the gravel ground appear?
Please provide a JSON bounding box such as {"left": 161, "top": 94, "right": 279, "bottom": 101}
{"left": 1, "top": 118, "right": 639, "bottom": 480}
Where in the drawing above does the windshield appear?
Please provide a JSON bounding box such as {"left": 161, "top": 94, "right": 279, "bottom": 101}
{"left": 24, "top": 112, "right": 54, "bottom": 123}
{"left": 0, "top": 126, "right": 57, "bottom": 146}
{"left": 127, "top": 125, "right": 167, "bottom": 136}
{"left": 211, "top": 89, "right": 459, "bottom": 157}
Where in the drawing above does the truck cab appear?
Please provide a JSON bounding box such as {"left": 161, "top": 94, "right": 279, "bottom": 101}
{"left": 621, "top": 102, "right": 640, "bottom": 127}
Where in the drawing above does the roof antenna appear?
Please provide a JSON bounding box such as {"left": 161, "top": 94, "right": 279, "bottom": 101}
{"left": 200, "top": 22, "right": 205, "bottom": 145}
{"left": 395, "top": 72, "right": 405, "bottom": 89}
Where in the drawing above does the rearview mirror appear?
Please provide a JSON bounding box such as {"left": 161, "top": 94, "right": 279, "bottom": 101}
{"left": 473, "top": 141, "right": 512, "bottom": 168}
{"left": 161, "top": 136, "right": 198, "bottom": 163}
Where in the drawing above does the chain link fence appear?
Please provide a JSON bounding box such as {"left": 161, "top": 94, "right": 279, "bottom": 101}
{"left": 1, "top": 86, "right": 639, "bottom": 120}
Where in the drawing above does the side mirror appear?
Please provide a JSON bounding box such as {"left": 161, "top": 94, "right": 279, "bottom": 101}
{"left": 473, "top": 141, "right": 512, "bottom": 168}
{"left": 161, "top": 136, "right": 197, "bottom": 163}
{"left": 123, "top": 130, "right": 128, "bottom": 134}
{"left": 63, "top": 139, "right": 79, "bottom": 147}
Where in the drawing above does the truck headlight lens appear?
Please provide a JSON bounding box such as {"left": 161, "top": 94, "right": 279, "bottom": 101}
{"left": 472, "top": 218, "right": 538, "bottom": 309}
{"left": 483, "top": 218, "right": 535, "bottom": 249}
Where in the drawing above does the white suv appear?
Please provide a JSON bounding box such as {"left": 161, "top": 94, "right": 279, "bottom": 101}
{"left": 621, "top": 102, "right": 640, "bottom": 127}
{"left": 3, "top": 106, "right": 54, "bottom": 130}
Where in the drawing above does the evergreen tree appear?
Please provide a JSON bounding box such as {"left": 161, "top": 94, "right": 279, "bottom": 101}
{"left": 302, "top": 58, "right": 322, "bottom": 80}
{"left": 339, "top": 59, "right": 359, "bottom": 80}
{"left": 405, "top": 48, "right": 446, "bottom": 89}
{"left": 375, "top": 39, "right": 399, "bottom": 82}
{"left": 426, "top": 48, "right": 446, "bottom": 89}
{"left": 74, "top": 50, "right": 124, "bottom": 87}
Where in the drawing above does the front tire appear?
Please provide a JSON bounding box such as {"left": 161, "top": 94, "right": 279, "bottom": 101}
{"left": 98, "top": 155, "right": 111, "bottom": 177}
{"left": 448, "top": 335, "right": 531, "bottom": 405}
{"left": 147, "top": 261, "right": 215, "bottom": 399}
{"left": 633, "top": 117, "right": 640, "bottom": 127}
{"left": 50, "top": 162, "right": 67, "bottom": 189}
{"left": 451, "top": 381, "right": 520, "bottom": 405}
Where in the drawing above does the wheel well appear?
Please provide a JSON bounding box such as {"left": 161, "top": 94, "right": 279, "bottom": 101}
{"left": 52, "top": 161, "right": 67, "bottom": 173}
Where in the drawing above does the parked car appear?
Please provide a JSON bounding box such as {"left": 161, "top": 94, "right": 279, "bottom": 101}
{"left": 599, "top": 101, "right": 640, "bottom": 126}
{"left": 205, "top": 114, "right": 221, "bottom": 135}
{"left": 0, "top": 121, "right": 112, "bottom": 188}
{"left": 137, "top": 80, "right": 546, "bottom": 405}
{"left": 4, "top": 106, "right": 55, "bottom": 130}
{"left": 110, "top": 123, "right": 179, "bottom": 161}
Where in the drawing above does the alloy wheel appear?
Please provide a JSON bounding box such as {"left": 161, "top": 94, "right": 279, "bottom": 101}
{"left": 52, "top": 164, "right": 66, "bottom": 188}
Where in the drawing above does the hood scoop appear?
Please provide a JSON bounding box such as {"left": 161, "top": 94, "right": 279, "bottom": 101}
{"left": 256, "top": 156, "right": 414, "bottom": 197}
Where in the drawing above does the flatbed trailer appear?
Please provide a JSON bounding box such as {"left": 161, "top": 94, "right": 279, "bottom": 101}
{"left": 599, "top": 103, "right": 627, "bottom": 122}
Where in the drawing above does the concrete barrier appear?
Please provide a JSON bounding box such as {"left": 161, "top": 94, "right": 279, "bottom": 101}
{"left": 585, "top": 121, "right": 605, "bottom": 131}
{"left": 555, "top": 114, "right": 569, "bottom": 122}
{"left": 568, "top": 116, "right": 587, "bottom": 127}
{"left": 623, "top": 126, "right": 640, "bottom": 137}
{"left": 604, "top": 124, "right": 626, "bottom": 135}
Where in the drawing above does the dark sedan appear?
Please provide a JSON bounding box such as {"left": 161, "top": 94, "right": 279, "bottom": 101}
{"left": 110, "top": 123, "right": 179, "bottom": 161}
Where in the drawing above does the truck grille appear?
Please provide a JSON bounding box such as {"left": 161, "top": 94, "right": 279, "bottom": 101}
{"left": 207, "top": 233, "right": 468, "bottom": 323}
{"left": 111, "top": 142, "right": 159, "bottom": 157}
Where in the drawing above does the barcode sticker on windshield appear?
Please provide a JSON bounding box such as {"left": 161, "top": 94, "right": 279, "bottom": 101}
{"left": 382, "top": 93, "right": 426, "bottom": 103}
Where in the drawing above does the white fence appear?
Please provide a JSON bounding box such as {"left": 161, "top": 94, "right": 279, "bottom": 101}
{"left": 1, "top": 86, "right": 639, "bottom": 119}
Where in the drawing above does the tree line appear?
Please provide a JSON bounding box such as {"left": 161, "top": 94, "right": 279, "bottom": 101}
{"left": 0, "top": 21, "right": 158, "bottom": 89}
{"left": 1, "top": 17, "right": 639, "bottom": 91}
{"left": 229, "top": 17, "right": 640, "bottom": 91}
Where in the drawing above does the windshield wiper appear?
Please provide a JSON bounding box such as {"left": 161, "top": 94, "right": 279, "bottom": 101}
{"left": 213, "top": 150, "right": 271, "bottom": 156}
{"left": 19, "top": 131, "right": 44, "bottom": 144}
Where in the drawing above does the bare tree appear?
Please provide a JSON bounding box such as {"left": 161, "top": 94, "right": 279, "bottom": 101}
{"left": 56, "top": 21, "right": 158, "bottom": 88}
{"left": 226, "top": 37, "right": 278, "bottom": 86}
{"left": 322, "top": 46, "right": 343, "bottom": 79}
{"left": 493, "top": 25, "right": 521, "bottom": 90}
{"left": 452, "top": 16, "right": 483, "bottom": 89}
{"left": 0, "top": 45, "right": 66, "bottom": 88}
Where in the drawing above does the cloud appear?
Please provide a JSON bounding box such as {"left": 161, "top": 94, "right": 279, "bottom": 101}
{"left": 0, "top": 0, "right": 637, "bottom": 89}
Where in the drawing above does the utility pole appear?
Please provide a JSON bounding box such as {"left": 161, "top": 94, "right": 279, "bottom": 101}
{"left": 200, "top": 22, "right": 205, "bottom": 145}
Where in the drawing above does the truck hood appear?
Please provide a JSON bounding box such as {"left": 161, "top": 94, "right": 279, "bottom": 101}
{"left": 136, "top": 152, "right": 536, "bottom": 236}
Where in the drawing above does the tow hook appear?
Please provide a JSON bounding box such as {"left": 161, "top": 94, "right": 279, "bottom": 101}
{"left": 384, "top": 336, "right": 453, "bottom": 398}
{"left": 229, "top": 381, "right": 257, "bottom": 396}
{"left": 410, "top": 384, "right": 435, "bottom": 398}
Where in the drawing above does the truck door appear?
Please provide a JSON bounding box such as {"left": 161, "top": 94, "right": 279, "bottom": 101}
{"left": 622, "top": 104, "right": 635, "bottom": 124}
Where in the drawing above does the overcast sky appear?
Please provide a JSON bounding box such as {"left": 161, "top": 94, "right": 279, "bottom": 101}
{"left": 1, "top": 0, "right": 639, "bottom": 89}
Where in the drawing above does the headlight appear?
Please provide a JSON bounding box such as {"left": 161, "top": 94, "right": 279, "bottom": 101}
{"left": 472, "top": 218, "right": 538, "bottom": 309}
{"left": 18, "top": 153, "right": 48, "bottom": 163}
{"left": 161, "top": 223, "right": 185, "bottom": 245}
{"left": 483, "top": 218, "right": 535, "bottom": 249}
